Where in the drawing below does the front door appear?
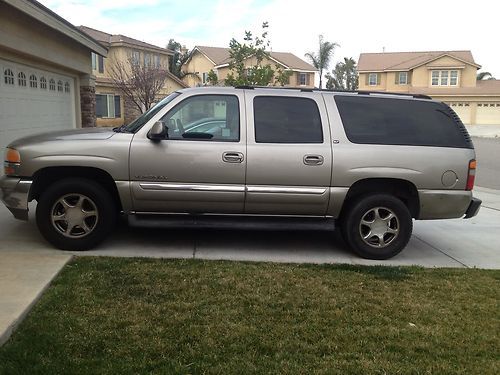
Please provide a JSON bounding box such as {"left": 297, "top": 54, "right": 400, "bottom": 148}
{"left": 129, "top": 92, "right": 246, "bottom": 213}
{"left": 244, "top": 91, "right": 332, "bottom": 215}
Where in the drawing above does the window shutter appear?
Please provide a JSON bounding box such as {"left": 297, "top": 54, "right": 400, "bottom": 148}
{"left": 114, "top": 96, "right": 121, "bottom": 118}
{"left": 297, "top": 72, "right": 301, "bottom": 85}
{"left": 408, "top": 71, "right": 412, "bottom": 85}
{"left": 96, "top": 94, "right": 106, "bottom": 117}
{"left": 377, "top": 73, "right": 381, "bottom": 85}
{"left": 365, "top": 74, "right": 369, "bottom": 85}
{"left": 306, "top": 73, "right": 310, "bottom": 86}
{"left": 98, "top": 56, "right": 104, "bottom": 73}
{"left": 395, "top": 72, "right": 399, "bottom": 84}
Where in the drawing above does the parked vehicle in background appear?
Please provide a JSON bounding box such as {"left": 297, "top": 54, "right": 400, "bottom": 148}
{"left": 1, "top": 86, "right": 481, "bottom": 259}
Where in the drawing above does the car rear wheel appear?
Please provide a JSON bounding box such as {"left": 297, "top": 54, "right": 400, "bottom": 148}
{"left": 341, "top": 194, "right": 412, "bottom": 260}
{"left": 36, "top": 178, "right": 116, "bottom": 250}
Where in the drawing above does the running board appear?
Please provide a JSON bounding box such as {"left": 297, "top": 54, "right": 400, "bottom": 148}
{"left": 128, "top": 214, "right": 336, "bottom": 231}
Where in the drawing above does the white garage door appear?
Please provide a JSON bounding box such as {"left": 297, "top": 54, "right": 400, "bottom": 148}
{"left": 476, "top": 102, "right": 500, "bottom": 125}
{"left": 448, "top": 102, "right": 471, "bottom": 124}
{"left": 0, "top": 59, "right": 76, "bottom": 157}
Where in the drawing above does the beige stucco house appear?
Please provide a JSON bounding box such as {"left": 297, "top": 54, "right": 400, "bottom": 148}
{"left": 358, "top": 50, "right": 500, "bottom": 125}
{"left": 0, "top": 0, "right": 107, "bottom": 158}
{"left": 182, "top": 46, "right": 317, "bottom": 88}
{"left": 79, "top": 26, "right": 187, "bottom": 126}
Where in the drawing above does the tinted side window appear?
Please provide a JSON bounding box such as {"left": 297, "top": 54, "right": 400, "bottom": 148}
{"left": 161, "top": 95, "right": 239, "bottom": 142}
{"left": 254, "top": 96, "right": 323, "bottom": 143}
{"left": 334, "top": 96, "right": 470, "bottom": 148}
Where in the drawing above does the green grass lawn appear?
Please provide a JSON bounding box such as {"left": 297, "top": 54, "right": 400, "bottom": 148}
{"left": 0, "top": 258, "right": 498, "bottom": 374}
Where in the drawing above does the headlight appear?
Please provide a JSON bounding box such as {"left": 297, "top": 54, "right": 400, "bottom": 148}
{"left": 4, "top": 148, "right": 21, "bottom": 175}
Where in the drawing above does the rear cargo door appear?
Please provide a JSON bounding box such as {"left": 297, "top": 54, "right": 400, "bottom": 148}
{"left": 244, "top": 90, "right": 332, "bottom": 215}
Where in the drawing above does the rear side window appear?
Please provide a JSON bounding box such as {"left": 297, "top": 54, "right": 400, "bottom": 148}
{"left": 335, "top": 95, "right": 472, "bottom": 148}
{"left": 254, "top": 96, "right": 323, "bottom": 143}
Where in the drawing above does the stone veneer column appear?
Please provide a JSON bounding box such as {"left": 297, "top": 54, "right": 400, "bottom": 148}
{"left": 80, "top": 74, "right": 96, "bottom": 128}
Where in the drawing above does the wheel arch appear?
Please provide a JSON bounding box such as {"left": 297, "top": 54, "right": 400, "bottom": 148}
{"left": 340, "top": 178, "right": 420, "bottom": 219}
{"left": 29, "top": 166, "right": 123, "bottom": 212}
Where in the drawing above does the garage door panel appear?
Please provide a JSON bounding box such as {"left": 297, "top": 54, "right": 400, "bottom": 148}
{"left": 476, "top": 103, "right": 500, "bottom": 125}
{"left": 0, "top": 59, "right": 76, "bottom": 157}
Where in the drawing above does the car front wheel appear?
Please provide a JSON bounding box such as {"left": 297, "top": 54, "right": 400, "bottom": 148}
{"left": 36, "top": 178, "right": 116, "bottom": 250}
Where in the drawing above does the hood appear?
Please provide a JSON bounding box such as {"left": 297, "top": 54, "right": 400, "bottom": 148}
{"left": 8, "top": 127, "right": 115, "bottom": 148}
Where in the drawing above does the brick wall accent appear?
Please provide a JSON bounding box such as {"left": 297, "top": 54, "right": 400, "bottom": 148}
{"left": 80, "top": 85, "right": 96, "bottom": 127}
{"left": 124, "top": 96, "right": 142, "bottom": 124}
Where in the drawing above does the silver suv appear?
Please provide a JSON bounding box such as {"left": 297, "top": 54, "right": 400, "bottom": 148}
{"left": 1, "top": 87, "right": 481, "bottom": 259}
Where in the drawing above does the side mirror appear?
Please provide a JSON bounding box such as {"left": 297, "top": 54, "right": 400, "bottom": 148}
{"left": 148, "top": 121, "right": 168, "bottom": 141}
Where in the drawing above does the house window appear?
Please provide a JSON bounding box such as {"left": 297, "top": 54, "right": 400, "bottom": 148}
{"left": 132, "top": 51, "right": 140, "bottom": 66}
{"left": 397, "top": 72, "right": 408, "bottom": 85}
{"left": 18, "top": 72, "right": 27, "bottom": 87}
{"left": 29, "top": 74, "right": 37, "bottom": 88}
{"left": 96, "top": 94, "right": 121, "bottom": 118}
{"left": 64, "top": 82, "right": 70, "bottom": 93}
{"left": 299, "top": 73, "right": 307, "bottom": 86}
{"left": 49, "top": 79, "right": 56, "bottom": 91}
{"left": 202, "top": 72, "right": 208, "bottom": 84}
{"left": 368, "top": 73, "right": 378, "bottom": 86}
{"left": 431, "top": 70, "right": 459, "bottom": 86}
{"left": 450, "top": 70, "right": 458, "bottom": 86}
{"left": 154, "top": 55, "right": 160, "bottom": 68}
{"left": 98, "top": 55, "right": 104, "bottom": 73}
{"left": 144, "top": 53, "right": 151, "bottom": 67}
{"left": 91, "top": 53, "right": 97, "bottom": 71}
{"left": 57, "top": 80, "right": 63, "bottom": 92}
{"left": 40, "top": 76, "right": 47, "bottom": 89}
{"left": 4, "top": 68, "right": 14, "bottom": 85}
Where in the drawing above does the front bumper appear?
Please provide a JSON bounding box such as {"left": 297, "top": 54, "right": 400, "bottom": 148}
{"left": 0, "top": 176, "right": 33, "bottom": 221}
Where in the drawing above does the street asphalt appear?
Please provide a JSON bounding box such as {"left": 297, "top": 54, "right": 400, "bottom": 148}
{"left": 473, "top": 136, "right": 500, "bottom": 190}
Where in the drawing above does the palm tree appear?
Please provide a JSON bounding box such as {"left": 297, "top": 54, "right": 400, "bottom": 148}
{"left": 305, "top": 35, "right": 339, "bottom": 89}
{"left": 477, "top": 71, "right": 494, "bottom": 80}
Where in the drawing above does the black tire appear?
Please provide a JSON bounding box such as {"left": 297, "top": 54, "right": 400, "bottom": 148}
{"left": 36, "top": 178, "right": 117, "bottom": 250}
{"left": 341, "top": 194, "right": 412, "bottom": 260}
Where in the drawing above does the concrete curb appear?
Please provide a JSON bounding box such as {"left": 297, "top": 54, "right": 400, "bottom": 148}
{"left": 0, "top": 255, "right": 73, "bottom": 347}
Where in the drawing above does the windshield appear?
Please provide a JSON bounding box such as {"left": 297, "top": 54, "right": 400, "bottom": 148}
{"left": 122, "top": 92, "right": 181, "bottom": 133}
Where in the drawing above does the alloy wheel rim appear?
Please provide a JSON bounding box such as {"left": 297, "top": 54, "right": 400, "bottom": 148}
{"left": 50, "top": 194, "right": 99, "bottom": 238}
{"left": 359, "top": 206, "right": 399, "bottom": 248}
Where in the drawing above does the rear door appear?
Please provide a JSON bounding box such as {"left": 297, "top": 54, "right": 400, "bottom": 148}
{"left": 244, "top": 90, "right": 332, "bottom": 215}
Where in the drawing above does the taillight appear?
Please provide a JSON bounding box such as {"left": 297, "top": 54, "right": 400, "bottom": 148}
{"left": 466, "top": 159, "right": 476, "bottom": 191}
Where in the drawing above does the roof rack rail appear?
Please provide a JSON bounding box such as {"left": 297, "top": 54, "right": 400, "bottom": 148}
{"left": 233, "top": 85, "right": 432, "bottom": 100}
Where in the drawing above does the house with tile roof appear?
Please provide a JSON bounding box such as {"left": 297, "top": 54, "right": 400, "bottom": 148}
{"left": 182, "top": 46, "right": 317, "bottom": 88}
{"left": 79, "top": 26, "right": 187, "bottom": 126}
{"left": 358, "top": 50, "right": 500, "bottom": 125}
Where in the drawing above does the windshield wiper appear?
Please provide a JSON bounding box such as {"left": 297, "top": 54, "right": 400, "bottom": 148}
{"left": 113, "top": 124, "right": 130, "bottom": 133}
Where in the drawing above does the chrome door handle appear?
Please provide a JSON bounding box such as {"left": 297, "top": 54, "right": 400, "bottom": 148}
{"left": 303, "top": 155, "right": 324, "bottom": 166}
{"left": 222, "top": 152, "right": 244, "bottom": 163}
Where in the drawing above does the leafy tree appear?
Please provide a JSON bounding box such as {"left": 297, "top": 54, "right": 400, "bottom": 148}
{"left": 166, "top": 39, "right": 197, "bottom": 81}
{"left": 224, "top": 22, "right": 292, "bottom": 87}
{"left": 325, "top": 57, "right": 358, "bottom": 91}
{"left": 206, "top": 69, "right": 219, "bottom": 85}
{"left": 109, "top": 55, "right": 168, "bottom": 113}
{"left": 305, "top": 35, "right": 339, "bottom": 89}
{"left": 477, "top": 71, "right": 495, "bottom": 80}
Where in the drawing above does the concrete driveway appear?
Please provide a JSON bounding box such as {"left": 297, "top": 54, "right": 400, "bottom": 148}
{"left": 1, "top": 186, "right": 500, "bottom": 346}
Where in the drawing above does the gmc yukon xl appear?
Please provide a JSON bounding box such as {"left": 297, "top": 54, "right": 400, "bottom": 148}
{"left": 1, "top": 86, "right": 481, "bottom": 259}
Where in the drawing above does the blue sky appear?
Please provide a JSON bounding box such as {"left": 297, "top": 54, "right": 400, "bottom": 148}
{"left": 40, "top": 0, "right": 500, "bottom": 77}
